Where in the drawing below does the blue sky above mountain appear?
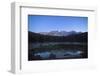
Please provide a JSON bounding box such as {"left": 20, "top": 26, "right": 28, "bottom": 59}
{"left": 28, "top": 15, "right": 88, "bottom": 33}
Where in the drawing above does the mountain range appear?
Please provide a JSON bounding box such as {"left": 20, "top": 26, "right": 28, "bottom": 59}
{"left": 39, "top": 31, "right": 82, "bottom": 36}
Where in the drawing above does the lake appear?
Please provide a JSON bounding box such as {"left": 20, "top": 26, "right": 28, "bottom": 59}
{"left": 28, "top": 42, "right": 88, "bottom": 60}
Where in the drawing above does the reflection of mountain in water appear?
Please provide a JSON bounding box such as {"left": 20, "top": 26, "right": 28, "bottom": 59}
{"left": 33, "top": 50, "right": 83, "bottom": 59}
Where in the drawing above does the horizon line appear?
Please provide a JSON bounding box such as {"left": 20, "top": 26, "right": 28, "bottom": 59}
{"left": 29, "top": 30, "right": 88, "bottom": 33}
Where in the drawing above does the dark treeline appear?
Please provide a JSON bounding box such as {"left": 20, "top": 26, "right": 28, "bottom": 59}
{"left": 28, "top": 31, "right": 88, "bottom": 43}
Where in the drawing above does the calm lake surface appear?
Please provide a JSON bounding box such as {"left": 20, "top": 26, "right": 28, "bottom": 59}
{"left": 33, "top": 50, "right": 83, "bottom": 59}
{"left": 28, "top": 42, "right": 87, "bottom": 60}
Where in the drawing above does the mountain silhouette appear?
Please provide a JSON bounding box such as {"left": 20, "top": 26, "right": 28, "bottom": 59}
{"left": 39, "top": 31, "right": 81, "bottom": 36}
{"left": 28, "top": 31, "right": 88, "bottom": 43}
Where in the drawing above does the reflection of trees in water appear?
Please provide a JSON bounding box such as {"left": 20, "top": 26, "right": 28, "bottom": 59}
{"left": 49, "top": 53, "right": 56, "bottom": 59}
{"left": 30, "top": 42, "right": 87, "bottom": 49}
{"left": 33, "top": 54, "right": 40, "bottom": 59}
{"left": 33, "top": 52, "right": 56, "bottom": 60}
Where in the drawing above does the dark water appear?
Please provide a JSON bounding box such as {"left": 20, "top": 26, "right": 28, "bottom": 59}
{"left": 28, "top": 42, "right": 87, "bottom": 60}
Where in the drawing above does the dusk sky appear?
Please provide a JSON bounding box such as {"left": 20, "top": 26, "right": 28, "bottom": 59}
{"left": 28, "top": 15, "right": 88, "bottom": 33}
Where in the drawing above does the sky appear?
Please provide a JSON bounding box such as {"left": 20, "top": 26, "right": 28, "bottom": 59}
{"left": 28, "top": 15, "right": 88, "bottom": 33}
